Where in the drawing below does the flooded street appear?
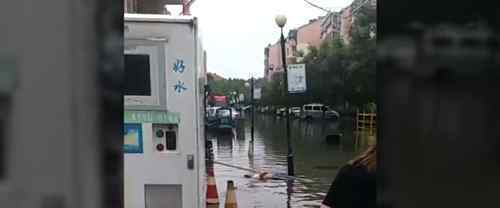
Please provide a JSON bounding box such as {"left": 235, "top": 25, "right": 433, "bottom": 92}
{"left": 208, "top": 114, "right": 374, "bottom": 207}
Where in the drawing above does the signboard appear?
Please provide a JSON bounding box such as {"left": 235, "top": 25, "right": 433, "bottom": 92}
{"left": 213, "top": 95, "right": 227, "bottom": 103}
{"left": 287, "top": 64, "right": 307, "bottom": 93}
{"left": 124, "top": 110, "right": 180, "bottom": 124}
{"left": 254, "top": 88, "right": 262, "bottom": 99}
{"left": 124, "top": 123, "right": 143, "bottom": 154}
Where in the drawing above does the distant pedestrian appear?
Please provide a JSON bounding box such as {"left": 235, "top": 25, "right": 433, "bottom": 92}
{"left": 321, "top": 145, "right": 376, "bottom": 208}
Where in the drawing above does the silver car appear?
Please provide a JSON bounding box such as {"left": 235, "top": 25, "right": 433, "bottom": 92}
{"left": 324, "top": 107, "right": 340, "bottom": 120}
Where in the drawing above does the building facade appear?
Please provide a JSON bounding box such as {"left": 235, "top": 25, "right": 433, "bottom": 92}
{"left": 264, "top": 17, "right": 325, "bottom": 81}
{"left": 295, "top": 17, "right": 324, "bottom": 62}
{"left": 321, "top": 12, "right": 341, "bottom": 42}
{"left": 264, "top": 42, "right": 284, "bottom": 81}
{"left": 264, "top": 0, "right": 377, "bottom": 80}
{"left": 339, "top": 6, "right": 353, "bottom": 44}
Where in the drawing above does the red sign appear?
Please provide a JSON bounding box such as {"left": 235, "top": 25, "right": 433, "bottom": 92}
{"left": 213, "top": 96, "right": 227, "bottom": 102}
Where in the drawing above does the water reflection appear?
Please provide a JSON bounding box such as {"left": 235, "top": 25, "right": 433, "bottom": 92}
{"left": 208, "top": 114, "right": 372, "bottom": 207}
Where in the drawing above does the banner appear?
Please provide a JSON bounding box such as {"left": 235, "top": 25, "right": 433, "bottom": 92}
{"left": 287, "top": 64, "right": 307, "bottom": 93}
{"left": 254, "top": 88, "right": 262, "bottom": 99}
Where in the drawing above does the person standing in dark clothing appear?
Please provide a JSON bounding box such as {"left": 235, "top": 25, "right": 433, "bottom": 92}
{"left": 321, "top": 145, "right": 376, "bottom": 208}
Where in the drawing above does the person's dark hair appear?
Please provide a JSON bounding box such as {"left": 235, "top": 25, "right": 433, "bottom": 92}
{"left": 349, "top": 144, "right": 376, "bottom": 173}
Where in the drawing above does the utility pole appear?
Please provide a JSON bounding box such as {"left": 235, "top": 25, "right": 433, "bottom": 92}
{"left": 248, "top": 77, "right": 255, "bottom": 157}
{"left": 251, "top": 77, "right": 255, "bottom": 143}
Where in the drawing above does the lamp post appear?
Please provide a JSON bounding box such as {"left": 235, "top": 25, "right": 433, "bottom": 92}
{"left": 245, "top": 77, "right": 255, "bottom": 157}
{"left": 276, "top": 14, "right": 294, "bottom": 176}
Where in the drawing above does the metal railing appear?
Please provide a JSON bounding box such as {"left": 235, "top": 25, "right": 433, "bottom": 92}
{"left": 355, "top": 111, "right": 376, "bottom": 135}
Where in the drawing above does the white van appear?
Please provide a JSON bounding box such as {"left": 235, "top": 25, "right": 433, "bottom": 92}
{"left": 301, "top": 103, "right": 339, "bottom": 120}
{"left": 301, "top": 103, "right": 324, "bottom": 119}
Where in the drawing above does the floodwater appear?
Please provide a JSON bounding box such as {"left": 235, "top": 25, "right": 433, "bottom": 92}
{"left": 208, "top": 114, "right": 374, "bottom": 207}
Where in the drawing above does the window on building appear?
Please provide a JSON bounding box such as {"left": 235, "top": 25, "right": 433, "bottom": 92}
{"left": 125, "top": 54, "right": 152, "bottom": 96}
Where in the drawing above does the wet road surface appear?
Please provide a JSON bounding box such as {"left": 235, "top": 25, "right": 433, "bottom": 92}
{"left": 208, "top": 114, "right": 374, "bottom": 207}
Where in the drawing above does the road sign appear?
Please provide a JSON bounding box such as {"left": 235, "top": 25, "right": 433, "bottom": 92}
{"left": 287, "top": 64, "right": 307, "bottom": 93}
{"left": 254, "top": 88, "right": 262, "bottom": 99}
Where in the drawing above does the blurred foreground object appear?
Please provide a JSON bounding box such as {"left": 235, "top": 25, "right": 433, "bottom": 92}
{"left": 0, "top": 0, "right": 123, "bottom": 208}
{"left": 378, "top": 22, "right": 500, "bottom": 208}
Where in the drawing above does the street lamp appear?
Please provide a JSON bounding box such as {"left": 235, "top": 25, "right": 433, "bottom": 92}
{"left": 245, "top": 78, "right": 255, "bottom": 157}
{"left": 275, "top": 15, "right": 287, "bottom": 28}
{"left": 275, "top": 14, "right": 294, "bottom": 176}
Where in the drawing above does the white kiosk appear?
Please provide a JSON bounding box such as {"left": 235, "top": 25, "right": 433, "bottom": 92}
{"left": 124, "top": 13, "right": 206, "bottom": 208}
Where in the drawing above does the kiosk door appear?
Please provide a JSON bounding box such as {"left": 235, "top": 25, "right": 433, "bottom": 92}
{"left": 145, "top": 184, "right": 182, "bottom": 208}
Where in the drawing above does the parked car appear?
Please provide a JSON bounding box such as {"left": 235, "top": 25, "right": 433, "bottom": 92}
{"left": 276, "top": 107, "right": 286, "bottom": 116}
{"left": 260, "top": 106, "right": 269, "bottom": 113}
{"left": 324, "top": 106, "right": 340, "bottom": 120}
{"left": 290, "top": 107, "right": 301, "bottom": 117}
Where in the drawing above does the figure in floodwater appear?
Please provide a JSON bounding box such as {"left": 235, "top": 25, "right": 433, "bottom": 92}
{"left": 244, "top": 171, "right": 274, "bottom": 180}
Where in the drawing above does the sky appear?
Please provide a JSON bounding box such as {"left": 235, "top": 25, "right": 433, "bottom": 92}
{"left": 184, "top": 0, "right": 353, "bottom": 79}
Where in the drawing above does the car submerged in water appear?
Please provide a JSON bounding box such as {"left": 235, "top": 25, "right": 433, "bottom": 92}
{"left": 275, "top": 107, "right": 301, "bottom": 118}
{"left": 214, "top": 107, "right": 235, "bottom": 131}
{"left": 290, "top": 107, "right": 301, "bottom": 118}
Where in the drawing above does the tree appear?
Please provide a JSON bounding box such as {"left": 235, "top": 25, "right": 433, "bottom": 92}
{"left": 208, "top": 78, "right": 247, "bottom": 103}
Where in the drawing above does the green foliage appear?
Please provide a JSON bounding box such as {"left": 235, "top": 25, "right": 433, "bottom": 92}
{"left": 261, "top": 5, "right": 376, "bottom": 112}
{"left": 208, "top": 78, "right": 247, "bottom": 104}
{"left": 207, "top": 77, "right": 267, "bottom": 105}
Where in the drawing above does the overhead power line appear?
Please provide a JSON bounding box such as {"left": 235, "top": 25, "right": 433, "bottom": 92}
{"left": 303, "top": 0, "right": 375, "bottom": 15}
{"left": 303, "top": 0, "right": 332, "bottom": 13}
{"left": 351, "top": 0, "right": 373, "bottom": 14}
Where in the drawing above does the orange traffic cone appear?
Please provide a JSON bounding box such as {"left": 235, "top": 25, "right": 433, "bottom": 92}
{"left": 206, "top": 166, "right": 219, "bottom": 205}
{"left": 224, "top": 180, "right": 237, "bottom": 208}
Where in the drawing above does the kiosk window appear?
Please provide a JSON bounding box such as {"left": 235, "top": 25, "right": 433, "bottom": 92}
{"left": 125, "top": 54, "right": 151, "bottom": 96}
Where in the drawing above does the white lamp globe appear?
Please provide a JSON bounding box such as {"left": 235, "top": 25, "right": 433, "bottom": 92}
{"left": 275, "top": 15, "right": 287, "bottom": 28}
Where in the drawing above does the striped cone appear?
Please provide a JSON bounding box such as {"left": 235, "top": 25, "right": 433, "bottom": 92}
{"left": 224, "top": 180, "right": 237, "bottom": 208}
{"left": 206, "top": 166, "right": 219, "bottom": 204}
